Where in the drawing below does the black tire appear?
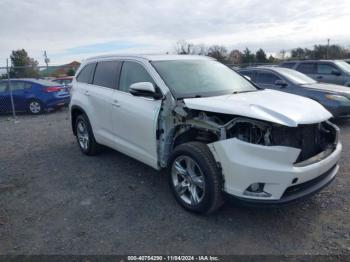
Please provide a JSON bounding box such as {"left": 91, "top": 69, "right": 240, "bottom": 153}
{"left": 27, "top": 99, "right": 43, "bottom": 115}
{"left": 75, "top": 114, "right": 100, "bottom": 155}
{"left": 168, "top": 142, "right": 224, "bottom": 214}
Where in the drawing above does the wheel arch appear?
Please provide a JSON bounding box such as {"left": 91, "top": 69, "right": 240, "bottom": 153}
{"left": 71, "top": 105, "right": 88, "bottom": 136}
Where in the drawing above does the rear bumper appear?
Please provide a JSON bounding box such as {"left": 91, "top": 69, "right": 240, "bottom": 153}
{"left": 46, "top": 97, "right": 70, "bottom": 108}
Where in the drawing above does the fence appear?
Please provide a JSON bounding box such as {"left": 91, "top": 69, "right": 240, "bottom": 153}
{"left": 0, "top": 62, "right": 77, "bottom": 122}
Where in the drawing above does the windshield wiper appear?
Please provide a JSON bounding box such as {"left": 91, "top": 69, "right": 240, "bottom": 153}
{"left": 232, "top": 90, "right": 258, "bottom": 94}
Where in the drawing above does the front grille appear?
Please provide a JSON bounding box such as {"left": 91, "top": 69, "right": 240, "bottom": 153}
{"left": 271, "top": 122, "right": 337, "bottom": 163}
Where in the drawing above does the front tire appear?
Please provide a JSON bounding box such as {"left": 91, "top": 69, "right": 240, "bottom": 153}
{"left": 168, "top": 142, "right": 224, "bottom": 214}
{"left": 75, "top": 114, "right": 99, "bottom": 155}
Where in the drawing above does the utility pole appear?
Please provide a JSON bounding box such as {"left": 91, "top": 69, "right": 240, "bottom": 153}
{"left": 326, "top": 39, "right": 330, "bottom": 59}
{"left": 280, "top": 50, "right": 286, "bottom": 60}
{"left": 7, "top": 58, "right": 16, "bottom": 122}
{"left": 43, "top": 50, "right": 50, "bottom": 77}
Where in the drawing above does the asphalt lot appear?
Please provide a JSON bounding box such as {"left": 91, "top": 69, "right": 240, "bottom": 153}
{"left": 0, "top": 109, "right": 349, "bottom": 255}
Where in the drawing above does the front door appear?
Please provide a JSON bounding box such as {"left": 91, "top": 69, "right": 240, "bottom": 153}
{"left": 316, "top": 62, "right": 345, "bottom": 85}
{"left": 112, "top": 61, "right": 162, "bottom": 168}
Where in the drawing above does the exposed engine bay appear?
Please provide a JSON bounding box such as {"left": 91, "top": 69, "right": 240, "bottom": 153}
{"left": 157, "top": 102, "right": 338, "bottom": 168}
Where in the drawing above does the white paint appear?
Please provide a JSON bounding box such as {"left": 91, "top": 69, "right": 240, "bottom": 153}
{"left": 209, "top": 138, "right": 342, "bottom": 200}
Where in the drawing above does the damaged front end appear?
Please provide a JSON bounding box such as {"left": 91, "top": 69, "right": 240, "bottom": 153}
{"left": 161, "top": 106, "right": 339, "bottom": 167}
{"left": 157, "top": 102, "right": 341, "bottom": 202}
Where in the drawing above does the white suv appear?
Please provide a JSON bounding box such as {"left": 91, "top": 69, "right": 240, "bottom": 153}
{"left": 70, "top": 55, "right": 342, "bottom": 214}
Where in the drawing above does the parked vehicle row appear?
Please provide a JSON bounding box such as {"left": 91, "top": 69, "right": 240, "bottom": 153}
{"left": 70, "top": 55, "right": 341, "bottom": 214}
{"left": 0, "top": 79, "right": 70, "bottom": 114}
{"left": 239, "top": 66, "right": 350, "bottom": 118}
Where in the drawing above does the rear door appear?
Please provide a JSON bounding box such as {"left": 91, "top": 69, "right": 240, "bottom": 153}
{"left": 10, "top": 81, "right": 30, "bottom": 111}
{"left": 315, "top": 62, "right": 345, "bottom": 85}
{"left": 88, "top": 60, "right": 122, "bottom": 145}
{"left": 111, "top": 61, "right": 162, "bottom": 168}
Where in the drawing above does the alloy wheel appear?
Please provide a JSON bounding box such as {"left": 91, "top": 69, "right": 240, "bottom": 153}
{"left": 171, "top": 155, "right": 205, "bottom": 206}
{"left": 77, "top": 120, "right": 89, "bottom": 150}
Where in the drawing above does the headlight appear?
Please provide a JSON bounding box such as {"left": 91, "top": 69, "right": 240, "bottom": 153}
{"left": 325, "top": 94, "right": 350, "bottom": 104}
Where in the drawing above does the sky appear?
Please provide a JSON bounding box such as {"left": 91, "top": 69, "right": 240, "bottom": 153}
{"left": 0, "top": 0, "right": 349, "bottom": 66}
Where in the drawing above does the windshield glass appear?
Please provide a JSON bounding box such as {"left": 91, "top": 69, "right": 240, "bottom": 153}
{"left": 152, "top": 60, "right": 257, "bottom": 98}
{"left": 334, "top": 60, "right": 350, "bottom": 73}
{"left": 274, "top": 67, "right": 316, "bottom": 84}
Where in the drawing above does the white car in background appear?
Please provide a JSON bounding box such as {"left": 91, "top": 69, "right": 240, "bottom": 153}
{"left": 70, "top": 55, "right": 342, "bottom": 214}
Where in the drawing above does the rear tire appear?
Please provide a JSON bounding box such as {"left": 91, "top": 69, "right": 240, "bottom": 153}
{"left": 27, "top": 99, "right": 43, "bottom": 115}
{"left": 168, "top": 142, "right": 224, "bottom": 214}
{"left": 75, "top": 114, "right": 100, "bottom": 155}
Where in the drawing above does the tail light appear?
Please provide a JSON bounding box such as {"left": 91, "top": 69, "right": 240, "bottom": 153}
{"left": 42, "top": 86, "right": 62, "bottom": 93}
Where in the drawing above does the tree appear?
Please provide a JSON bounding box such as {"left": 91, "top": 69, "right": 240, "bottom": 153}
{"left": 10, "top": 49, "right": 39, "bottom": 78}
{"left": 268, "top": 55, "right": 276, "bottom": 63}
{"left": 255, "top": 48, "right": 268, "bottom": 63}
{"left": 175, "top": 40, "right": 196, "bottom": 55}
{"left": 241, "top": 48, "right": 255, "bottom": 64}
{"left": 228, "top": 49, "right": 242, "bottom": 64}
{"left": 207, "top": 45, "right": 228, "bottom": 63}
{"left": 67, "top": 68, "right": 76, "bottom": 76}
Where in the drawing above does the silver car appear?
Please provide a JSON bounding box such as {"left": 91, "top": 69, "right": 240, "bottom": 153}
{"left": 280, "top": 60, "right": 350, "bottom": 87}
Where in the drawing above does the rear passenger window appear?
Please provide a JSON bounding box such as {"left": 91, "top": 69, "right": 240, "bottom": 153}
{"left": 296, "top": 63, "right": 316, "bottom": 74}
{"left": 10, "top": 82, "right": 26, "bottom": 91}
{"left": 119, "top": 62, "right": 155, "bottom": 93}
{"left": 76, "top": 63, "right": 95, "bottom": 84}
{"left": 93, "top": 61, "right": 122, "bottom": 89}
{"left": 256, "top": 72, "right": 280, "bottom": 84}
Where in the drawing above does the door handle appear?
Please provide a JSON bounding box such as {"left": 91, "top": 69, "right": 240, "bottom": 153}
{"left": 112, "top": 100, "right": 120, "bottom": 108}
{"left": 317, "top": 76, "right": 323, "bottom": 79}
{"left": 84, "top": 91, "right": 90, "bottom": 96}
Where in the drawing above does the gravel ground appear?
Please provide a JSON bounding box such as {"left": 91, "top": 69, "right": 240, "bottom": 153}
{"left": 0, "top": 109, "right": 349, "bottom": 255}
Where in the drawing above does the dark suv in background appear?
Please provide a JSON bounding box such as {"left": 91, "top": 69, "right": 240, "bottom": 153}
{"left": 280, "top": 60, "right": 350, "bottom": 87}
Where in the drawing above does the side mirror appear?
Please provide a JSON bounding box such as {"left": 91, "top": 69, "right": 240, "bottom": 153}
{"left": 331, "top": 69, "right": 341, "bottom": 76}
{"left": 275, "top": 80, "right": 288, "bottom": 87}
{"left": 129, "top": 82, "right": 162, "bottom": 99}
{"left": 244, "top": 75, "right": 251, "bottom": 81}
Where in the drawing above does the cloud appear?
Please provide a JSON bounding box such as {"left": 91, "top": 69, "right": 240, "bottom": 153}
{"left": 0, "top": 0, "right": 349, "bottom": 66}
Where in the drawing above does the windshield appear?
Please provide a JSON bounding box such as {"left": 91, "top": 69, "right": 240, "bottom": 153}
{"left": 334, "top": 60, "right": 350, "bottom": 73}
{"left": 274, "top": 67, "right": 316, "bottom": 84}
{"left": 152, "top": 60, "right": 257, "bottom": 99}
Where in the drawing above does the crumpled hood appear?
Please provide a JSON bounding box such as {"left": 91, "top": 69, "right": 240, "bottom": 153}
{"left": 184, "top": 89, "right": 332, "bottom": 127}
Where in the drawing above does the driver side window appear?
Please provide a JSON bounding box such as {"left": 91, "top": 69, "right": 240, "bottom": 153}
{"left": 0, "top": 82, "right": 8, "bottom": 92}
{"left": 256, "top": 72, "right": 281, "bottom": 85}
{"left": 119, "top": 61, "right": 155, "bottom": 93}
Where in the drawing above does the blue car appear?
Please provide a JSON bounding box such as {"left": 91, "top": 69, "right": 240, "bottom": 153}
{"left": 0, "top": 78, "right": 70, "bottom": 114}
